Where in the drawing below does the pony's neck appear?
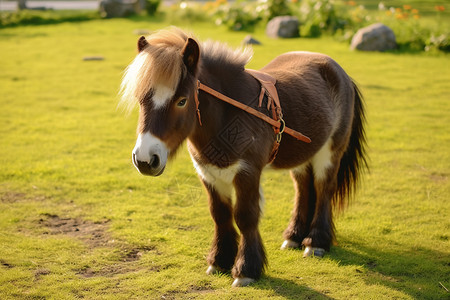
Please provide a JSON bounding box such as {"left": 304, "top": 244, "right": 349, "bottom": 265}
{"left": 187, "top": 57, "right": 261, "bottom": 163}
{"left": 199, "top": 59, "right": 246, "bottom": 90}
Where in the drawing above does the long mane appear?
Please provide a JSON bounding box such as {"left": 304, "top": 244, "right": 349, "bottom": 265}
{"left": 119, "top": 28, "right": 189, "bottom": 112}
{"left": 119, "top": 27, "right": 252, "bottom": 112}
{"left": 201, "top": 39, "right": 253, "bottom": 72}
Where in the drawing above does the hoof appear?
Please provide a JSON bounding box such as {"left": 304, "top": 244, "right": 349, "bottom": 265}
{"left": 281, "top": 239, "right": 300, "bottom": 250}
{"left": 206, "top": 265, "right": 219, "bottom": 275}
{"left": 232, "top": 277, "right": 255, "bottom": 287}
{"left": 303, "top": 246, "right": 325, "bottom": 258}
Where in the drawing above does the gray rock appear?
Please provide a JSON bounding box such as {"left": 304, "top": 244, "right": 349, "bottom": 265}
{"left": 266, "top": 16, "right": 299, "bottom": 39}
{"left": 83, "top": 56, "right": 105, "bottom": 61}
{"left": 99, "top": 0, "right": 143, "bottom": 18}
{"left": 242, "top": 35, "right": 261, "bottom": 45}
{"left": 351, "top": 23, "right": 397, "bottom": 52}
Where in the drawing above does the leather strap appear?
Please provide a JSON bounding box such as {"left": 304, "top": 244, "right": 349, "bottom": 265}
{"left": 194, "top": 80, "right": 311, "bottom": 144}
{"left": 194, "top": 76, "right": 311, "bottom": 164}
{"left": 246, "top": 69, "right": 282, "bottom": 118}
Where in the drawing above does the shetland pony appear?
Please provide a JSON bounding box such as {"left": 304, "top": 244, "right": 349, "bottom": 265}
{"left": 120, "top": 28, "right": 367, "bottom": 287}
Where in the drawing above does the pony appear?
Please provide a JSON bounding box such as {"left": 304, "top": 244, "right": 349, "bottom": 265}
{"left": 120, "top": 27, "right": 368, "bottom": 287}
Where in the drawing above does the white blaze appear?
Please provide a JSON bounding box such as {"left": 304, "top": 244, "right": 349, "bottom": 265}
{"left": 152, "top": 84, "right": 175, "bottom": 109}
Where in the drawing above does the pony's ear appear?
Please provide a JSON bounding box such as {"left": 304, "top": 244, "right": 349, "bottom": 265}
{"left": 137, "top": 36, "right": 149, "bottom": 52}
{"left": 181, "top": 38, "right": 200, "bottom": 75}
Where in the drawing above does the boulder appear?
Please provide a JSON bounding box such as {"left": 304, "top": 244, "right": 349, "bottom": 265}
{"left": 99, "top": 0, "right": 144, "bottom": 18}
{"left": 351, "top": 23, "right": 397, "bottom": 51}
{"left": 266, "top": 16, "right": 299, "bottom": 39}
{"left": 242, "top": 35, "right": 262, "bottom": 45}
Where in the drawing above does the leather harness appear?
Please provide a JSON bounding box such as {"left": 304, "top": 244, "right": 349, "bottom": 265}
{"left": 193, "top": 69, "right": 311, "bottom": 163}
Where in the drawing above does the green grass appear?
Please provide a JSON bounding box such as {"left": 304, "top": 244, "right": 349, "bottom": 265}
{"left": 1, "top": 17, "right": 449, "bottom": 299}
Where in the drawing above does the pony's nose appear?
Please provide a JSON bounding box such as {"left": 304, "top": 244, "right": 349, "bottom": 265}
{"left": 132, "top": 152, "right": 165, "bottom": 176}
{"left": 132, "top": 132, "right": 168, "bottom": 176}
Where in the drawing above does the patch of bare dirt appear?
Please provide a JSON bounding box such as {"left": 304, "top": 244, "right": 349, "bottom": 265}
{"left": 1, "top": 192, "right": 26, "bottom": 203}
{"left": 38, "top": 213, "right": 112, "bottom": 248}
{"left": 1, "top": 259, "right": 14, "bottom": 269}
{"left": 1, "top": 192, "right": 48, "bottom": 203}
{"left": 429, "top": 172, "right": 448, "bottom": 183}
{"left": 161, "top": 283, "right": 215, "bottom": 299}
{"left": 34, "top": 268, "right": 51, "bottom": 280}
{"left": 176, "top": 225, "right": 197, "bottom": 231}
{"left": 119, "top": 246, "right": 155, "bottom": 262}
{"left": 37, "top": 213, "right": 159, "bottom": 278}
{"left": 76, "top": 246, "right": 159, "bottom": 278}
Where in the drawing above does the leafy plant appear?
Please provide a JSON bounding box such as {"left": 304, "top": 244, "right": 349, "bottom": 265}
{"left": 292, "top": 0, "right": 368, "bottom": 37}
{"left": 145, "top": 0, "right": 161, "bottom": 16}
{"left": 165, "top": 1, "right": 210, "bottom": 25}
{"left": 426, "top": 33, "right": 449, "bottom": 52}
{"left": 0, "top": 9, "right": 99, "bottom": 28}
{"left": 267, "top": 0, "right": 292, "bottom": 20}
{"left": 371, "top": 3, "right": 449, "bottom": 52}
{"left": 212, "top": 0, "right": 263, "bottom": 31}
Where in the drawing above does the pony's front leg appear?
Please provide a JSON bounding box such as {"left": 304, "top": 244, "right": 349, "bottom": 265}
{"left": 202, "top": 180, "right": 239, "bottom": 274}
{"left": 231, "top": 170, "right": 266, "bottom": 287}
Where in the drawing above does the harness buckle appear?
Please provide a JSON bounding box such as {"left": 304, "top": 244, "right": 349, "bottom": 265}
{"left": 276, "top": 118, "right": 285, "bottom": 143}
{"left": 195, "top": 80, "right": 202, "bottom": 126}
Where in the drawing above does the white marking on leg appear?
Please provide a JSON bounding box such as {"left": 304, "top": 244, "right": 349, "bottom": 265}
{"left": 206, "top": 265, "right": 218, "bottom": 275}
{"left": 281, "top": 239, "right": 300, "bottom": 250}
{"left": 232, "top": 277, "right": 255, "bottom": 287}
{"left": 303, "top": 247, "right": 325, "bottom": 258}
{"left": 281, "top": 240, "right": 299, "bottom": 250}
{"left": 311, "top": 139, "right": 334, "bottom": 180}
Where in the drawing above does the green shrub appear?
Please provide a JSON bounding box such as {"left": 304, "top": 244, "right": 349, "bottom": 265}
{"left": 145, "top": 0, "right": 161, "bottom": 16}
{"left": 165, "top": 2, "right": 210, "bottom": 25}
{"left": 293, "top": 0, "right": 348, "bottom": 37}
{"left": 0, "top": 10, "right": 99, "bottom": 28}
{"left": 426, "top": 33, "right": 449, "bottom": 52}
{"left": 369, "top": 4, "right": 449, "bottom": 52}
{"left": 212, "top": 0, "right": 263, "bottom": 31}
{"left": 267, "top": 0, "right": 292, "bottom": 20}
{"left": 209, "top": 0, "right": 293, "bottom": 31}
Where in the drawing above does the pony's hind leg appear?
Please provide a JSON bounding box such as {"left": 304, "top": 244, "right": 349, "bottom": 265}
{"left": 201, "top": 180, "right": 239, "bottom": 274}
{"left": 281, "top": 164, "right": 316, "bottom": 250}
{"left": 302, "top": 139, "right": 340, "bottom": 257}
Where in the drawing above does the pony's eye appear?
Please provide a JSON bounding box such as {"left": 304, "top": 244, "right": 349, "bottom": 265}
{"left": 177, "top": 98, "right": 187, "bottom": 107}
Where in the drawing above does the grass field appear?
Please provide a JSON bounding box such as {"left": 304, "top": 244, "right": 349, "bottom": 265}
{"left": 0, "top": 15, "right": 449, "bottom": 299}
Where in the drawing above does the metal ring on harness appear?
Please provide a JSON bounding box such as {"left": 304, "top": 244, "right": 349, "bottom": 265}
{"left": 276, "top": 118, "right": 285, "bottom": 143}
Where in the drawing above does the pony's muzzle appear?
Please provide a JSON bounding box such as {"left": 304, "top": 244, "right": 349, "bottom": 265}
{"left": 132, "top": 152, "right": 165, "bottom": 176}
{"left": 132, "top": 132, "right": 168, "bottom": 176}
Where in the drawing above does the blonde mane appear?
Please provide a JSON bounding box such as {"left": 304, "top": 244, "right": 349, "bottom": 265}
{"left": 119, "top": 28, "right": 191, "bottom": 112}
{"left": 119, "top": 27, "right": 253, "bottom": 113}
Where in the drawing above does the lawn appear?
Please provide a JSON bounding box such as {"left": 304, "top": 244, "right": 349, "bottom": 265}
{"left": 0, "top": 15, "right": 449, "bottom": 299}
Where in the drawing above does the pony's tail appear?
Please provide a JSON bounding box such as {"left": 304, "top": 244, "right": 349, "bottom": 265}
{"left": 334, "top": 81, "right": 369, "bottom": 211}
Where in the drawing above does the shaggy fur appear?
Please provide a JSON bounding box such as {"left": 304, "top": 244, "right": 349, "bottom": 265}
{"left": 121, "top": 27, "right": 368, "bottom": 284}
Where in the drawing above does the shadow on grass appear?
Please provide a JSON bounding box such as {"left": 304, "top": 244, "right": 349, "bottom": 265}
{"left": 256, "top": 276, "right": 333, "bottom": 299}
{"left": 328, "top": 237, "right": 449, "bottom": 299}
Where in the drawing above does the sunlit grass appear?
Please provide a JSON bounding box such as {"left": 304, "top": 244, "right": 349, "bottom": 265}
{"left": 0, "top": 17, "right": 449, "bottom": 299}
